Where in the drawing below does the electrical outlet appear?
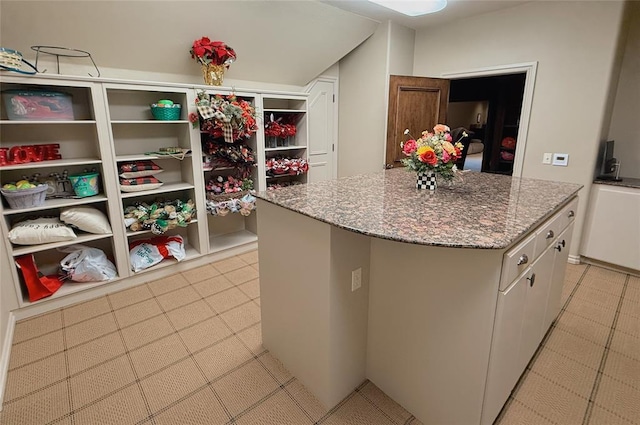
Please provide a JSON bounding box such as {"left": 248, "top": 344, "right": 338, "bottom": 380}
{"left": 543, "top": 153, "right": 552, "bottom": 164}
{"left": 351, "top": 268, "right": 362, "bottom": 292}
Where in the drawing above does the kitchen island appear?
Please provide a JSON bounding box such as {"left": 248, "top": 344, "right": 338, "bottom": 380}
{"left": 255, "top": 169, "right": 582, "bottom": 425}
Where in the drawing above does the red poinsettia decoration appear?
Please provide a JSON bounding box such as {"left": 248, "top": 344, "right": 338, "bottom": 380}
{"left": 190, "top": 37, "right": 236, "bottom": 67}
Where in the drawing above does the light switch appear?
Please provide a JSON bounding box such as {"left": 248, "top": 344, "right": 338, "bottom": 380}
{"left": 543, "top": 153, "right": 552, "bottom": 164}
{"left": 552, "top": 153, "right": 569, "bottom": 166}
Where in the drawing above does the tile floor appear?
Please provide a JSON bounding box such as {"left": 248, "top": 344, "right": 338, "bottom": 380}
{"left": 0, "top": 252, "right": 637, "bottom": 424}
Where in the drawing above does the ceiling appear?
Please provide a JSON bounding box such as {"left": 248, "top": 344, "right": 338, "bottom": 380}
{"left": 321, "top": 0, "right": 533, "bottom": 30}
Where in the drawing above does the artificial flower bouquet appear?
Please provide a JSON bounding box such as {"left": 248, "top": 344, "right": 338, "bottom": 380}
{"left": 190, "top": 37, "right": 236, "bottom": 67}
{"left": 401, "top": 124, "right": 466, "bottom": 180}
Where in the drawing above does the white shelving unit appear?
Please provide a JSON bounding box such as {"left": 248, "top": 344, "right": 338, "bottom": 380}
{"left": 0, "top": 74, "right": 310, "bottom": 312}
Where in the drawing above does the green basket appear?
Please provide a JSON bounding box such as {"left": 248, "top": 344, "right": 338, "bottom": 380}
{"left": 150, "top": 104, "right": 181, "bottom": 120}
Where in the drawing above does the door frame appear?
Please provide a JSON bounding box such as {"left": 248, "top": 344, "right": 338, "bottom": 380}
{"left": 305, "top": 75, "right": 339, "bottom": 180}
{"left": 441, "top": 62, "right": 538, "bottom": 178}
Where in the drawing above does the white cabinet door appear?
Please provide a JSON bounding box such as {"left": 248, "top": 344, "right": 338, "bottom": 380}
{"left": 544, "top": 223, "right": 574, "bottom": 330}
{"left": 519, "top": 246, "right": 554, "bottom": 370}
{"left": 481, "top": 272, "right": 527, "bottom": 425}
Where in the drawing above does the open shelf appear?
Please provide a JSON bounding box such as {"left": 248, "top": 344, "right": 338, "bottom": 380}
{"left": 120, "top": 182, "right": 195, "bottom": 198}
{"left": 11, "top": 233, "right": 113, "bottom": 256}
{"left": 2, "top": 194, "right": 109, "bottom": 215}
{"left": 209, "top": 230, "right": 258, "bottom": 254}
{"left": 0, "top": 157, "right": 102, "bottom": 171}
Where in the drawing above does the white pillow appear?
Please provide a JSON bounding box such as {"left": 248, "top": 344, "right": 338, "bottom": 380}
{"left": 467, "top": 141, "right": 484, "bottom": 155}
{"left": 60, "top": 206, "right": 112, "bottom": 234}
{"left": 8, "top": 217, "right": 76, "bottom": 245}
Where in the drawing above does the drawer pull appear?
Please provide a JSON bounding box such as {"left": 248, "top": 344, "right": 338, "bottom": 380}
{"left": 560, "top": 239, "right": 566, "bottom": 247}
{"left": 517, "top": 254, "right": 529, "bottom": 266}
{"left": 546, "top": 230, "right": 555, "bottom": 239}
{"left": 527, "top": 273, "right": 536, "bottom": 287}
{"left": 568, "top": 210, "right": 575, "bottom": 218}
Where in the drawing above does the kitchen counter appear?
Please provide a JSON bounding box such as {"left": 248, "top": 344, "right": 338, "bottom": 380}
{"left": 594, "top": 176, "right": 640, "bottom": 189}
{"left": 257, "top": 168, "right": 582, "bottom": 249}
{"left": 255, "top": 170, "right": 581, "bottom": 425}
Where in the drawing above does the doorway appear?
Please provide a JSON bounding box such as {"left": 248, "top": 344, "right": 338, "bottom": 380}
{"left": 449, "top": 73, "right": 526, "bottom": 175}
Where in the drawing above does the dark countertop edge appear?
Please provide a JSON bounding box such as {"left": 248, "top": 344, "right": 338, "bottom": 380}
{"left": 256, "top": 187, "right": 582, "bottom": 250}
{"left": 593, "top": 177, "right": 640, "bottom": 189}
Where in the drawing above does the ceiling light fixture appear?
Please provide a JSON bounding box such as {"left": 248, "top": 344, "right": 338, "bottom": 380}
{"left": 366, "top": 0, "right": 447, "bottom": 17}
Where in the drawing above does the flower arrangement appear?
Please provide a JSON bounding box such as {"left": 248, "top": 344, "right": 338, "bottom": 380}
{"left": 400, "top": 124, "right": 466, "bottom": 180}
{"left": 196, "top": 92, "right": 258, "bottom": 142}
{"left": 190, "top": 37, "right": 236, "bottom": 67}
{"left": 264, "top": 114, "right": 297, "bottom": 139}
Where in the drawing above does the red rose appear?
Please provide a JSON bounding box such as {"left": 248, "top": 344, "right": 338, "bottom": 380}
{"left": 402, "top": 139, "right": 417, "bottom": 155}
{"left": 419, "top": 149, "right": 437, "bottom": 165}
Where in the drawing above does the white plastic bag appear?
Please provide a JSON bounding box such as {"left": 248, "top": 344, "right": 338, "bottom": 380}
{"left": 129, "top": 235, "right": 186, "bottom": 272}
{"left": 59, "top": 245, "right": 117, "bottom": 282}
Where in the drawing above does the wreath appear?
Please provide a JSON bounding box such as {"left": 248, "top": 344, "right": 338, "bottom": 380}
{"left": 196, "top": 91, "right": 258, "bottom": 143}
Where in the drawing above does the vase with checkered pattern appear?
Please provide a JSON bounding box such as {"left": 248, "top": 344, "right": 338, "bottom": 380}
{"left": 416, "top": 170, "right": 437, "bottom": 190}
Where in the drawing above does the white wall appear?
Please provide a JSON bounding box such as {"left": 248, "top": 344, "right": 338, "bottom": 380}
{"left": 412, "top": 0, "right": 627, "bottom": 259}
{"left": 338, "top": 21, "right": 415, "bottom": 177}
{"left": 607, "top": 0, "right": 640, "bottom": 178}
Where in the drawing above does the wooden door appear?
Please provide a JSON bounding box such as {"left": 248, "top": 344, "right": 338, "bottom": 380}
{"left": 385, "top": 76, "right": 450, "bottom": 169}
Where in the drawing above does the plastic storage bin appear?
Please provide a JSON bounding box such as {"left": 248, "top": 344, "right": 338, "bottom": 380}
{"left": 68, "top": 172, "right": 99, "bottom": 197}
{"left": 2, "top": 90, "right": 74, "bottom": 120}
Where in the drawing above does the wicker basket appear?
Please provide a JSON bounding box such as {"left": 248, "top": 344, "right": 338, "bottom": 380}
{"left": 1, "top": 184, "right": 48, "bottom": 209}
{"left": 150, "top": 104, "right": 181, "bottom": 120}
{"left": 206, "top": 190, "right": 250, "bottom": 201}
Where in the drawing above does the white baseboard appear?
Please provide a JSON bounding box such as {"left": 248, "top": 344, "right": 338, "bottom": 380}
{"left": 0, "top": 312, "right": 16, "bottom": 411}
{"left": 568, "top": 254, "right": 581, "bottom": 265}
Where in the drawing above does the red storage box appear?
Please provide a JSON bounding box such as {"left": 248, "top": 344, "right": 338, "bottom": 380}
{"left": 2, "top": 90, "right": 74, "bottom": 120}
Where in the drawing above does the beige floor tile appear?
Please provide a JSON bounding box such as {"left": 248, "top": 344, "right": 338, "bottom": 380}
{"left": 514, "top": 372, "right": 588, "bottom": 425}
{"left": 64, "top": 312, "right": 118, "bottom": 348}
{"left": 130, "top": 333, "right": 190, "bottom": 378}
{"left": 252, "top": 263, "right": 260, "bottom": 272}
{"left": 0, "top": 380, "right": 71, "bottom": 425}
{"left": 235, "top": 390, "right": 313, "bottom": 424}
{"left": 120, "top": 314, "right": 175, "bottom": 351}
{"left": 219, "top": 302, "right": 261, "bottom": 333}
{"left": 624, "top": 276, "right": 640, "bottom": 304}
{"left": 564, "top": 263, "right": 588, "bottom": 286}
{"left": 156, "top": 285, "right": 202, "bottom": 312}
{"left": 179, "top": 316, "right": 232, "bottom": 354}
{"left": 70, "top": 356, "right": 136, "bottom": 409}
{"left": 193, "top": 337, "right": 253, "bottom": 381}
{"left": 594, "top": 375, "right": 640, "bottom": 424}
{"left": 3, "top": 352, "right": 66, "bottom": 402}
{"left": 610, "top": 329, "right": 640, "bottom": 361}
{"left": 358, "top": 381, "right": 415, "bottom": 424}
{"left": 212, "top": 359, "right": 280, "bottom": 417}
{"left": 496, "top": 399, "right": 555, "bottom": 425}
{"left": 66, "top": 332, "right": 127, "bottom": 375}
{"left": 238, "top": 278, "right": 260, "bottom": 299}
{"left": 181, "top": 264, "right": 221, "bottom": 284}
{"left": 113, "top": 298, "right": 163, "bottom": 328}
{"left": 212, "top": 256, "right": 248, "bottom": 274}
{"left": 146, "top": 273, "right": 190, "bottom": 297}
{"left": 589, "top": 405, "right": 637, "bottom": 425}
{"left": 322, "top": 393, "right": 397, "bottom": 425}
{"left": 12, "top": 310, "right": 62, "bottom": 344}
{"left": 72, "top": 383, "right": 149, "bottom": 425}
{"left": 564, "top": 297, "right": 617, "bottom": 328}
{"left": 285, "top": 380, "right": 329, "bottom": 423}
{"left": 529, "top": 348, "right": 598, "bottom": 398}
{"left": 206, "top": 287, "right": 251, "bottom": 313}
{"left": 560, "top": 284, "right": 575, "bottom": 308}
{"left": 108, "top": 284, "right": 154, "bottom": 310}
{"left": 620, "top": 297, "right": 640, "bottom": 319}
{"left": 555, "top": 310, "right": 611, "bottom": 346}
{"left": 140, "top": 357, "right": 208, "bottom": 414}
{"left": 580, "top": 267, "right": 626, "bottom": 297}
{"left": 602, "top": 350, "right": 640, "bottom": 390}
{"left": 192, "top": 274, "right": 234, "bottom": 298}
{"left": 616, "top": 311, "right": 640, "bottom": 339}
{"left": 259, "top": 352, "right": 293, "bottom": 384}
{"left": 545, "top": 327, "right": 606, "bottom": 370}
{"left": 62, "top": 296, "right": 112, "bottom": 326}
{"left": 152, "top": 386, "right": 230, "bottom": 425}
{"left": 166, "top": 299, "right": 215, "bottom": 331}
{"left": 237, "top": 323, "right": 265, "bottom": 355}
{"left": 225, "top": 265, "right": 260, "bottom": 285}
{"left": 238, "top": 250, "right": 259, "bottom": 265}
{"left": 8, "top": 329, "right": 64, "bottom": 369}
{"left": 573, "top": 285, "right": 622, "bottom": 310}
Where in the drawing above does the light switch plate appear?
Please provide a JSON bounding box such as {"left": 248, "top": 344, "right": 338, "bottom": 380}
{"left": 552, "top": 153, "right": 569, "bottom": 166}
{"left": 543, "top": 153, "right": 552, "bottom": 164}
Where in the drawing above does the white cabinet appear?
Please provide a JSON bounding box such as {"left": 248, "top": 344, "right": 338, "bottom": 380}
{"left": 104, "top": 84, "right": 207, "bottom": 272}
{"left": 262, "top": 94, "right": 309, "bottom": 190}
{"left": 0, "top": 76, "right": 124, "bottom": 306}
{"left": 481, "top": 197, "right": 578, "bottom": 425}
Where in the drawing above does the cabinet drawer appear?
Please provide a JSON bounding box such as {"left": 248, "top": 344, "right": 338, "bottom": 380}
{"left": 500, "top": 234, "right": 535, "bottom": 291}
{"left": 558, "top": 197, "right": 578, "bottom": 231}
{"left": 534, "top": 211, "right": 563, "bottom": 259}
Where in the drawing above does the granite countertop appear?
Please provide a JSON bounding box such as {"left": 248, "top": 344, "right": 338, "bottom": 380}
{"left": 593, "top": 177, "right": 640, "bottom": 189}
{"left": 256, "top": 169, "right": 582, "bottom": 249}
